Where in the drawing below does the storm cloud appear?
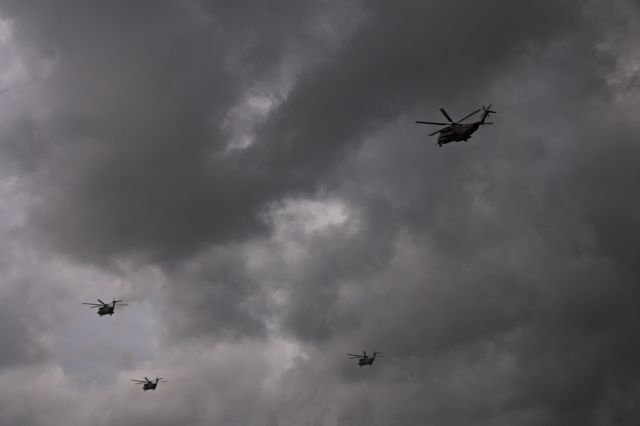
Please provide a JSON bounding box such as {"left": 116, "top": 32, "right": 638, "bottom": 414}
{"left": 0, "top": 1, "right": 638, "bottom": 425}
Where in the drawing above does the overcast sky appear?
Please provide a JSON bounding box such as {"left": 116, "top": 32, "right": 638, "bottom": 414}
{"left": 0, "top": 1, "right": 639, "bottom": 425}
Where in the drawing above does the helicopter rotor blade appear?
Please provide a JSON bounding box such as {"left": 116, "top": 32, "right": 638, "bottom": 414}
{"left": 415, "top": 120, "right": 449, "bottom": 126}
{"left": 97, "top": 299, "right": 106, "bottom": 305}
{"left": 82, "top": 303, "right": 102, "bottom": 306}
{"left": 144, "top": 377, "right": 151, "bottom": 383}
{"left": 131, "top": 380, "right": 146, "bottom": 383}
{"left": 483, "top": 104, "right": 497, "bottom": 114}
{"left": 457, "top": 108, "right": 481, "bottom": 123}
{"left": 439, "top": 108, "right": 454, "bottom": 123}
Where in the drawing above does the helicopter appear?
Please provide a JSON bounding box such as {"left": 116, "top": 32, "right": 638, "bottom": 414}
{"left": 415, "top": 104, "right": 496, "bottom": 146}
{"left": 131, "top": 377, "right": 167, "bottom": 391}
{"left": 81, "top": 298, "right": 128, "bottom": 317}
{"left": 347, "top": 350, "right": 383, "bottom": 367}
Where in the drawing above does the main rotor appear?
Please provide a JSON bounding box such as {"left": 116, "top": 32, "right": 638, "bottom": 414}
{"left": 347, "top": 350, "right": 383, "bottom": 360}
{"left": 415, "top": 106, "right": 481, "bottom": 132}
{"left": 131, "top": 376, "right": 167, "bottom": 385}
{"left": 82, "top": 298, "right": 129, "bottom": 308}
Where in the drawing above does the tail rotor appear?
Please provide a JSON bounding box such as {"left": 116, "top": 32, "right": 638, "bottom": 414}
{"left": 480, "top": 104, "right": 496, "bottom": 124}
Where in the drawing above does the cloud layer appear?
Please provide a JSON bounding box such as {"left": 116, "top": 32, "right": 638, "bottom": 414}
{"left": 0, "top": 1, "right": 638, "bottom": 425}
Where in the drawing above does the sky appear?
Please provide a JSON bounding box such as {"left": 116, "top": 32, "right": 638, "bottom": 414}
{"left": 0, "top": 1, "right": 638, "bottom": 425}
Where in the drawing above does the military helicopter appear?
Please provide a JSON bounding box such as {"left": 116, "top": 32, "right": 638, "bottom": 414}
{"left": 415, "top": 104, "right": 496, "bottom": 146}
{"left": 81, "top": 298, "right": 128, "bottom": 317}
{"left": 347, "top": 350, "right": 383, "bottom": 367}
{"left": 131, "top": 377, "right": 167, "bottom": 391}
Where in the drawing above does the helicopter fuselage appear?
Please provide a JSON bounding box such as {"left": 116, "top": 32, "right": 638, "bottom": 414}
{"left": 358, "top": 357, "right": 375, "bottom": 367}
{"left": 97, "top": 305, "right": 115, "bottom": 316}
{"left": 143, "top": 383, "right": 157, "bottom": 391}
{"left": 437, "top": 122, "right": 481, "bottom": 145}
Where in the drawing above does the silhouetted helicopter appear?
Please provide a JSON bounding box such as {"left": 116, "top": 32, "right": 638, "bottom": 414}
{"left": 347, "top": 350, "right": 383, "bottom": 367}
{"left": 416, "top": 105, "right": 496, "bottom": 146}
{"left": 81, "top": 298, "right": 128, "bottom": 317}
{"left": 131, "top": 377, "right": 167, "bottom": 391}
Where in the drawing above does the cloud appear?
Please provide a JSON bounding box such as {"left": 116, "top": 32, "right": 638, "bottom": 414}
{"left": 0, "top": 1, "right": 638, "bottom": 425}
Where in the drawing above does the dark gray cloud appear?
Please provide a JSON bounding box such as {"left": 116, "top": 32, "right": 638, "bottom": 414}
{"left": 163, "top": 244, "right": 267, "bottom": 340}
{"left": 1, "top": 0, "right": 582, "bottom": 264}
{"left": 0, "top": 284, "right": 51, "bottom": 368}
{"left": 0, "top": 0, "right": 358, "bottom": 264}
{"left": 0, "top": 0, "right": 638, "bottom": 425}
